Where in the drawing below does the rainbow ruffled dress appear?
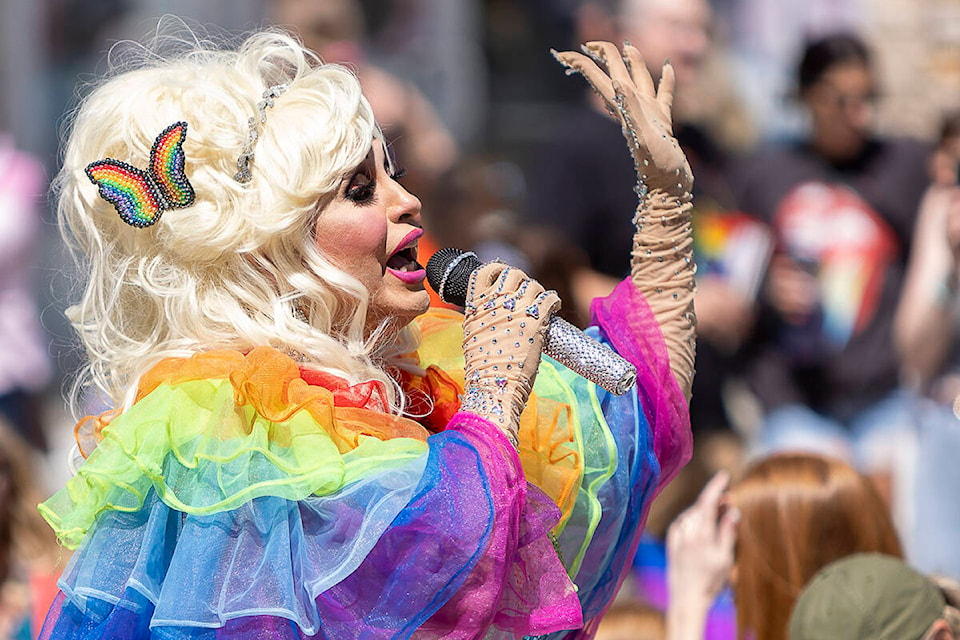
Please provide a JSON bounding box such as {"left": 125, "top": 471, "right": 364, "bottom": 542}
{"left": 38, "top": 281, "right": 691, "bottom": 639}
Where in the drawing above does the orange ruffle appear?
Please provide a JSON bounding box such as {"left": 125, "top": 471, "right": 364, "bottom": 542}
{"left": 74, "top": 315, "right": 584, "bottom": 529}
{"left": 413, "top": 310, "right": 584, "bottom": 528}
{"left": 78, "top": 348, "right": 431, "bottom": 457}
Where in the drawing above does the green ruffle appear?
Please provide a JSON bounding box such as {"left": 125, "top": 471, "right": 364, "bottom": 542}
{"left": 40, "top": 377, "right": 428, "bottom": 549}
{"left": 535, "top": 359, "right": 617, "bottom": 577}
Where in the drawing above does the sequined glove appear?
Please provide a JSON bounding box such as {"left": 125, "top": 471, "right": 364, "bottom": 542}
{"left": 553, "top": 41, "right": 696, "bottom": 400}
{"left": 460, "top": 263, "right": 561, "bottom": 445}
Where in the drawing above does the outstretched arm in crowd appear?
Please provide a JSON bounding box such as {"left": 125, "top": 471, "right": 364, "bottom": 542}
{"left": 895, "top": 186, "right": 960, "bottom": 392}
{"left": 666, "top": 472, "right": 739, "bottom": 640}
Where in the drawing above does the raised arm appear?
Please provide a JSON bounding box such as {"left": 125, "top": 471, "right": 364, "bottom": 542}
{"left": 552, "top": 42, "right": 697, "bottom": 400}
{"left": 895, "top": 186, "right": 960, "bottom": 389}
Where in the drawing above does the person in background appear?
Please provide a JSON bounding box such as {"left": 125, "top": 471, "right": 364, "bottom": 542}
{"left": 527, "top": 0, "right": 757, "bottom": 451}
{"left": 268, "top": 0, "right": 459, "bottom": 200}
{"left": 735, "top": 32, "right": 931, "bottom": 515}
{"left": 0, "top": 132, "right": 51, "bottom": 451}
{"left": 663, "top": 472, "right": 738, "bottom": 640}
{"left": 666, "top": 453, "right": 902, "bottom": 640}
{"left": 0, "top": 420, "right": 61, "bottom": 640}
{"left": 892, "top": 111, "right": 960, "bottom": 580}
{"left": 789, "top": 553, "right": 960, "bottom": 640}
{"left": 930, "top": 111, "right": 960, "bottom": 189}
{"left": 896, "top": 112, "right": 960, "bottom": 397}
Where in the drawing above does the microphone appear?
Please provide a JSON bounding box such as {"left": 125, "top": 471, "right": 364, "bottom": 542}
{"left": 426, "top": 248, "right": 637, "bottom": 396}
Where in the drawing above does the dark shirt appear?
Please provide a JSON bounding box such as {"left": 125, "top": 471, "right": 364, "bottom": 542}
{"left": 735, "top": 137, "right": 932, "bottom": 423}
{"left": 526, "top": 105, "right": 636, "bottom": 279}
{"left": 527, "top": 104, "right": 738, "bottom": 279}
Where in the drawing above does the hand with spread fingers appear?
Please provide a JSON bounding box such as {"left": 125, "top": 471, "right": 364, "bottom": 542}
{"left": 666, "top": 472, "right": 739, "bottom": 640}
{"left": 553, "top": 41, "right": 698, "bottom": 400}
{"left": 460, "top": 263, "right": 561, "bottom": 444}
{"left": 552, "top": 41, "right": 692, "bottom": 195}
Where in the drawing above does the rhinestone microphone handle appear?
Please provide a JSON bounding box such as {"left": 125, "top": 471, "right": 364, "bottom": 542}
{"left": 544, "top": 315, "right": 637, "bottom": 395}
{"left": 427, "top": 248, "right": 637, "bottom": 396}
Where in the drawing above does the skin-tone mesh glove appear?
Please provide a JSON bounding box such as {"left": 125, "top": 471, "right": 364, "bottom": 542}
{"left": 552, "top": 41, "right": 697, "bottom": 401}
{"left": 460, "top": 263, "right": 561, "bottom": 445}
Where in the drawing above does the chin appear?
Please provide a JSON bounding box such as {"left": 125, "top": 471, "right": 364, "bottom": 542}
{"left": 395, "top": 291, "right": 431, "bottom": 324}
{"left": 369, "top": 289, "right": 431, "bottom": 330}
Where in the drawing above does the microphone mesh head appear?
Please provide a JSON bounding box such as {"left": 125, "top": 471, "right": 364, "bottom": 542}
{"left": 426, "top": 248, "right": 482, "bottom": 307}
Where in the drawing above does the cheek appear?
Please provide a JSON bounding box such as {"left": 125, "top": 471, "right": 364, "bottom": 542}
{"left": 811, "top": 103, "right": 840, "bottom": 129}
{"left": 316, "top": 214, "right": 388, "bottom": 274}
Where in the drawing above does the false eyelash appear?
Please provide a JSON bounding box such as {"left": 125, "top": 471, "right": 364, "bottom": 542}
{"left": 347, "top": 182, "right": 376, "bottom": 203}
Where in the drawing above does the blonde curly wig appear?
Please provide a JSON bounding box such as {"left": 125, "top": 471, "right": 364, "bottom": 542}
{"left": 56, "top": 28, "right": 420, "bottom": 414}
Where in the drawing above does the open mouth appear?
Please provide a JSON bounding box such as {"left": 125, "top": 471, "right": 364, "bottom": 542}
{"left": 386, "top": 233, "right": 426, "bottom": 285}
{"left": 386, "top": 245, "right": 420, "bottom": 271}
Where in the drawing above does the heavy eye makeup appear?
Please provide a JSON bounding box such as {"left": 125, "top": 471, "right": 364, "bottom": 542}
{"left": 343, "top": 150, "right": 407, "bottom": 205}
{"left": 345, "top": 169, "right": 376, "bottom": 204}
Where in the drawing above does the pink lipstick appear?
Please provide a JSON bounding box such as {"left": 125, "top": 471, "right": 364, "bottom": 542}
{"left": 386, "top": 229, "right": 425, "bottom": 284}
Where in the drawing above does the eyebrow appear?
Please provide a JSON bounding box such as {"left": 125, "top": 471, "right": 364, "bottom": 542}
{"left": 351, "top": 149, "right": 376, "bottom": 175}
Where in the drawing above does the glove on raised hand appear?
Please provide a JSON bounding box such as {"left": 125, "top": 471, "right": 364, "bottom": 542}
{"left": 553, "top": 41, "right": 697, "bottom": 400}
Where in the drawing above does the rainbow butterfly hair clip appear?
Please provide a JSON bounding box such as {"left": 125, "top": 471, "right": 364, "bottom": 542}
{"left": 85, "top": 121, "right": 196, "bottom": 228}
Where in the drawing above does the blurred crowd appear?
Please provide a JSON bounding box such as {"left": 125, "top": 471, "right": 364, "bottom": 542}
{"left": 0, "top": 0, "right": 959, "bottom": 638}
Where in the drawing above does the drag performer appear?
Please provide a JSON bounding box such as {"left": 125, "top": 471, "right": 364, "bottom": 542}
{"left": 38, "top": 32, "right": 695, "bottom": 639}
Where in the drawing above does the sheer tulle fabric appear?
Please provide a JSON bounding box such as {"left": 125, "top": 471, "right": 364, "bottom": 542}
{"left": 40, "top": 282, "right": 690, "bottom": 639}
{"left": 592, "top": 281, "right": 692, "bottom": 490}
{"left": 41, "top": 416, "right": 579, "bottom": 639}
{"left": 41, "top": 360, "right": 432, "bottom": 549}
{"left": 567, "top": 280, "right": 692, "bottom": 639}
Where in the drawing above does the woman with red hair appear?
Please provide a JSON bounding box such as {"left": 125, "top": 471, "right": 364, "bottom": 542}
{"left": 666, "top": 453, "right": 902, "bottom": 640}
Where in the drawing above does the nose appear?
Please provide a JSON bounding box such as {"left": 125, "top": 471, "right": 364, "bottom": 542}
{"left": 679, "top": 22, "right": 711, "bottom": 60}
{"left": 387, "top": 179, "right": 422, "bottom": 226}
{"left": 844, "top": 99, "right": 873, "bottom": 131}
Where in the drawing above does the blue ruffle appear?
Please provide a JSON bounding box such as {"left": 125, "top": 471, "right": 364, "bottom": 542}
{"left": 46, "top": 431, "right": 495, "bottom": 640}
{"left": 546, "top": 326, "right": 659, "bottom": 637}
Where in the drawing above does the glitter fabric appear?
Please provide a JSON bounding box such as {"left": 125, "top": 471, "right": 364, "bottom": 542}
{"left": 84, "top": 121, "right": 196, "bottom": 228}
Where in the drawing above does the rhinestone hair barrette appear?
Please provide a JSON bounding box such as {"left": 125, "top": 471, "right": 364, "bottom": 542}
{"left": 234, "top": 84, "right": 288, "bottom": 183}
{"left": 85, "top": 121, "right": 196, "bottom": 228}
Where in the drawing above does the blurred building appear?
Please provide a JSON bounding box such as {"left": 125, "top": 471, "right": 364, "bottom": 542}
{"left": 721, "top": 0, "right": 960, "bottom": 140}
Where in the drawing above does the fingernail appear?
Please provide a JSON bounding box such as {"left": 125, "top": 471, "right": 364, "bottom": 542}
{"left": 729, "top": 507, "right": 741, "bottom": 523}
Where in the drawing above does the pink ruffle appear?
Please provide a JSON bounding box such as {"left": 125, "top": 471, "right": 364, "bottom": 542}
{"left": 591, "top": 279, "right": 693, "bottom": 490}
{"left": 426, "top": 412, "right": 582, "bottom": 638}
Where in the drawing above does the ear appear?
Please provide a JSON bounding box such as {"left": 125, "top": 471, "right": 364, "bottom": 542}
{"left": 926, "top": 619, "right": 955, "bottom": 640}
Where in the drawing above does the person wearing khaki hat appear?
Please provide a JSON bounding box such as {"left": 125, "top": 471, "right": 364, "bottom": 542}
{"left": 789, "top": 553, "right": 960, "bottom": 640}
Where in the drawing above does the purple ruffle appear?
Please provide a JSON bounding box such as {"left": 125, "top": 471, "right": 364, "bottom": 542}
{"left": 591, "top": 279, "right": 692, "bottom": 491}
{"left": 40, "top": 414, "right": 582, "bottom": 640}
